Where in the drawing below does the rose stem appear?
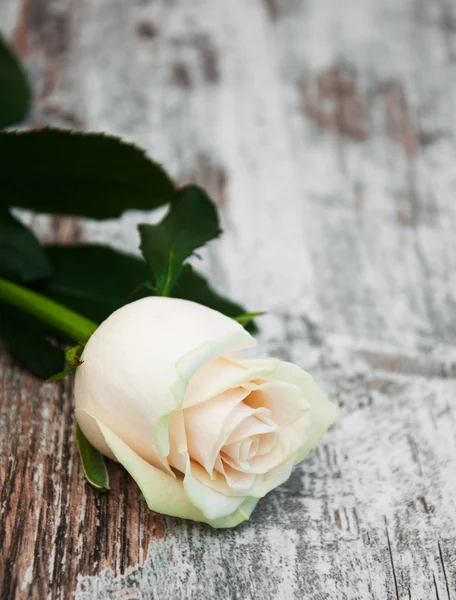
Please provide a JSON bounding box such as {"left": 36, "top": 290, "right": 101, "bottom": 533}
{"left": 0, "top": 275, "right": 97, "bottom": 343}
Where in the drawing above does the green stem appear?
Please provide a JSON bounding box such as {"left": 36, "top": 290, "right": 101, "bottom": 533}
{"left": 159, "top": 282, "right": 171, "bottom": 297}
{"left": 0, "top": 276, "right": 97, "bottom": 342}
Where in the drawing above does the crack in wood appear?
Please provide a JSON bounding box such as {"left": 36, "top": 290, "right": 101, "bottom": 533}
{"left": 438, "top": 542, "right": 452, "bottom": 600}
{"left": 434, "top": 571, "right": 441, "bottom": 600}
{"left": 385, "top": 519, "right": 401, "bottom": 600}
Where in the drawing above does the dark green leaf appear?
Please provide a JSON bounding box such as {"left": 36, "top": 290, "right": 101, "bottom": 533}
{"left": 0, "top": 302, "right": 64, "bottom": 378}
{"left": 0, "top": 209, "right": 52, "bottom": 282}
{"left": 0, "top": 34, "right": 30, "bottom": 129}
{"left": 139, "top": 185, "right": 221, "bottom": 296}
{"left": 0, "top": 129, "right": 175, "bottom": 218}
{"left": 75, "top": 423, "right": 110, "bottom": 492}
{"left": 40, "top": 244, "right": 150, "bottom": 323}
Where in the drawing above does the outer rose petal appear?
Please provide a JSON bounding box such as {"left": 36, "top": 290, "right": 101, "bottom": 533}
{"left": 75, "top": 297, "right": 254, "bottom": 472}
{"left": 259, "top": 454, "right": 297, "bottom": 495}
{"left": 82, "top": 412, "right": 259, "bottom": 528}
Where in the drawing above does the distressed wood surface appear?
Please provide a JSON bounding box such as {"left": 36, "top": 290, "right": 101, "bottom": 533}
{"left": 1, "top": 0, "right": 456, "bottom": 598}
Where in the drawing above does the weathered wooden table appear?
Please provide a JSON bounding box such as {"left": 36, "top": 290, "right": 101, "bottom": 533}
{"left": 1, "top": 1, "right": 456, "bottom": 598}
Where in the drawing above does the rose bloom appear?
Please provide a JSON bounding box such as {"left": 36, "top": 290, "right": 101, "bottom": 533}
{"left": 75, "top": 297, "right": 337, "bottom": 528}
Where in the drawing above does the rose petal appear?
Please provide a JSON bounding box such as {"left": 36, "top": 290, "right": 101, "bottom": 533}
{"left": 184, "top": 357, "right": 274, "bottom": 409}
{"left": 218, "top": 461, "right": 260, "bottom": 493}
{"left": 270, "top": 362, "right": 338, "bottom": 464}
{"left": 167, "top": 409, "right": 187, "bottom": 474}
{"left": 194, "top": 459, "right": 263, "bottom": 497}
{"left": 169, "top": 412, "right": 264, "bottom": 499}
{"left": 241, "top": 359, "right": 338, "bottom": 464}
{"left": 190, "top": 452, "right": 296, "bottom": 501}
{"left": 256, "top": 432, "right": 278, "bottom": 456}
{"left": 222, "top": 435, "right": 290, "bottom": 474}
{"left": 245, "top": 381, "right": 310, "bottom": 428}
{"left": 259, "top": 454, "right": 297, "bottom": 495}
{"left": 183, "top": 387, "right": 250, "bottom": 474}
{"left": 222, "top": 440, "right": 242, "bottom": 463}
{"left": 167, "top": 403, "right": 257, "bottom": 514}
{"left": 226, "top": 415, "right": 277, "bottom": 444}
{"left": 84, "top": 413, "right": 258, "bottom": 528}
{"left": 183, "top": 458, "right": 246, "bottom": 520}
{"left": 245, "top": 382, "right": 311, "bottom": 458}
{"left": 223, "top": 437, "right": 258, "bottom": 462}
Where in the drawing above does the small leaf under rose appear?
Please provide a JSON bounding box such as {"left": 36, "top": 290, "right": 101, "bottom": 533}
{"left": 75, "top": 423, "right": 110, "bottom": 493}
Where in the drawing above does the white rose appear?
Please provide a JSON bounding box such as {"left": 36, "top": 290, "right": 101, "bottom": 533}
{"left": 74, "top": 297, "right": 337, "bottom": 528}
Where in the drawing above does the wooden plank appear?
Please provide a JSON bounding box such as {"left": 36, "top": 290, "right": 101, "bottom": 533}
{"left": 1, "top": 0, "right": 456, "bottom": 598}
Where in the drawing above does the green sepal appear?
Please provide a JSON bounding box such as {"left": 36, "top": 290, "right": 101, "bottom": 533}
{"left": 46, "top": 367, "right": 75, "bottom": 382}
{"left": 46, "top": 341, "right": 85, "bottom": 382}
{"left": 75, "top": 423, "right": 110, "bottom": 493}
{"left": 65, "top": 341, "right": 85, "bottom": 367}
{"left": 234, "top": 311, "right": 265, "bottom": 328}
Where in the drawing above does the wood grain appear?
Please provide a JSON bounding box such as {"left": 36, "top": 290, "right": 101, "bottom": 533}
{"left": 1, "top": 0, "right": 456, "bottom": 598}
